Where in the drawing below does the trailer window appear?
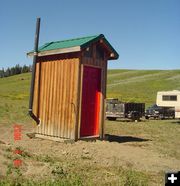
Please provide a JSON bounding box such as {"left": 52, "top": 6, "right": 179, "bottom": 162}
{"left": 162, "top": 95, "right": 177, "bottom": 101}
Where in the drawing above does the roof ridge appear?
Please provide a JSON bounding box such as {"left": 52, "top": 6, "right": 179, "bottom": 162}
{"left": 49, "top": 34, "right": 101, "bottom": 44}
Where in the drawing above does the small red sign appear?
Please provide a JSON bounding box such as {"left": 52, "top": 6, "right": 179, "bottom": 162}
{"left": 13, "top": 124, "right": 23, "bottom": 167}
{"left": 13, "top": 159, "right": 22, "bottom": 167}
{"left": 13, "top": 149, "right": 22, "bottom": 155}
{"left": 14, "top": 125, "right": 22, "bottom": 141}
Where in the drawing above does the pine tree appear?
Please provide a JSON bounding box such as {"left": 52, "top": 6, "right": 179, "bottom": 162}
{"left": 0, "top": 64, "right": 31, "bottom": 78}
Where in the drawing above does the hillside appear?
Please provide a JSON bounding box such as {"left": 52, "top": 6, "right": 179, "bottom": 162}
{"left": 0, "top": 73, "right": 30, "bottom": 124}
{"left": 107, "top": 69, "right": 180, "bottom": 106}
{"left": 0, "top": 69, "right": 180, "bottom": 124}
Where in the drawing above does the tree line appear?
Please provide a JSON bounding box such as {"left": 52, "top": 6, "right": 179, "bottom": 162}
{"left": 0, "top": 64, "right": 32, "bottom": 78}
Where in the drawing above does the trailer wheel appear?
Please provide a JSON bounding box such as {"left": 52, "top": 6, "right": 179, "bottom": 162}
{"left": 159, "top": 115, "right": 164, "bottom": 120}
{"left": 107, "top": 117, "right": 117, "bottom": 121}
{"left": 130, "top": 111, "right": 140, "bottom": 122}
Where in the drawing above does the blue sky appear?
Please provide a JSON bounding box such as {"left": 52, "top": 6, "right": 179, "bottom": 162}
{"left": 0, "top": 0, "right": 179, "bottom": 69}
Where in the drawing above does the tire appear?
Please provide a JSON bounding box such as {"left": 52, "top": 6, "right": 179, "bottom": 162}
{"left": 107, "top": 117, "right": 117, "bottom": 121}
{"left": 145, "top": 116, "right": 149, "bottom": 119}
{"left": 159, "top": 115, "right": 164, "bottom": 120}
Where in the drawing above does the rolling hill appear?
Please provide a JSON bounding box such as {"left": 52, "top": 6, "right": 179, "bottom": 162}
{"left": 107, "top": 69, "right": 180, "bottom": 106}
{"left": 0, "top": 69, "right": 180, "bottom": 124}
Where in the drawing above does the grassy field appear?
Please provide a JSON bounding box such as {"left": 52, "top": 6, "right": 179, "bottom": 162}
{"left": 0, "top": 73, "right": 30, "bottom": 124}
{"left": 0, "top": 70, "right": 180, "bottom": 185}
{"left": 107, "top": 69, "right": 180, "bottom": 106}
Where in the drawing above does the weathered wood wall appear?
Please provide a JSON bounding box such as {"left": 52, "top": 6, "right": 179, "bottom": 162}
{"left": 33, "top": 53, "right": 80, "bottom": 139}
{"left": 77, "top": 43, "right": 108, "bottom": 139}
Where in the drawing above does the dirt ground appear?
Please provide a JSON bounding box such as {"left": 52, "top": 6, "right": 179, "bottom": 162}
{"left": 0, "top": 119, "right": 180, "bottom": 185}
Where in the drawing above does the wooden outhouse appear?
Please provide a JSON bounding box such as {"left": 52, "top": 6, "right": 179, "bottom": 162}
{"left": 28, "top": 34, "right": 119, "bottom": 141}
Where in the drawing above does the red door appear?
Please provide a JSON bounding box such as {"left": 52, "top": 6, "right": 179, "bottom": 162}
{"left": 80, "top": 66, "right": 101, "bottom": 137}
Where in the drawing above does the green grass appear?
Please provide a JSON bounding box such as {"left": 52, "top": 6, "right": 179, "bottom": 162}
{"left": 0, "top": 165, "right": 149, "bottom": 186}
{"left": 0, "top": 73, "right": 31, "bottom": 124}
{"left": 107, "top": 69, "right": 180, "bottom": 106}
{"left": 1, "top": 145, "right": 149, "bottom": 185}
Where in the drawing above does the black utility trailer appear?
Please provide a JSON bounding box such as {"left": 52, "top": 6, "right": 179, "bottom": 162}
{"left": 106, "top": 98, "right": 145, "bottom": 121}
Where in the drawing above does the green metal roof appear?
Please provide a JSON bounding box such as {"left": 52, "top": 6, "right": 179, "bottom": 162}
{"left": 38, "top": 34, "right": 101, "bottom": 52}
{"left": 28, "top": 34, "right": 119, "bottom": 59}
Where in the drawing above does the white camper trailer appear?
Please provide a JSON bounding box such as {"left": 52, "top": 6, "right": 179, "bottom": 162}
{"left": 156, "top": 90, "right": 180, "bottom": 118}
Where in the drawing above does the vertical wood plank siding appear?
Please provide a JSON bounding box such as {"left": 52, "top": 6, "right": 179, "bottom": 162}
{"left": 33, "top": 54, "right": 79, "bottom": 139}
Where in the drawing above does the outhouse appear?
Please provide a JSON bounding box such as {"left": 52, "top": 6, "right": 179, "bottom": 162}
{"left": 28, "top": 34, "right": 119, "bottom": 141}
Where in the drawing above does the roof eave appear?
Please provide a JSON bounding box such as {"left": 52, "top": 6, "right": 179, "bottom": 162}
{"left": 27, "top": 46, "right": 81, "bottom": 57}
{"left": 102, "top": 38, "right": 119, "bottom": 60}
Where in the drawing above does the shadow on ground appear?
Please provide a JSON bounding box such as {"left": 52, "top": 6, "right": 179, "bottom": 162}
{"left": 171, "top": 120, "right": 180, "bottom": 124}
{"left": 112, "top": 119, "right": 148, "bottom": 123}
{"left": 105, "top": 134, "right": 150, "bottom": 143}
